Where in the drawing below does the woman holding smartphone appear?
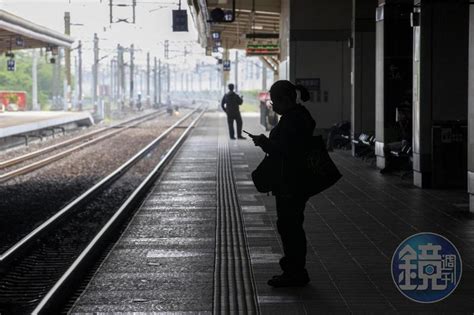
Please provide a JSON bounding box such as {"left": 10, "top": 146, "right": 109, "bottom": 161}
{"left": 251, "top": 80, "right": 315, "bottom": 287}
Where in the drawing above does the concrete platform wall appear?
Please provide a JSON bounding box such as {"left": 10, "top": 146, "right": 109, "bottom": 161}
{"left": 282, "top": 0, "right": 352, "bottom": 129}
{"left": 290, "top": 40, "right": 351, "bottom": 128}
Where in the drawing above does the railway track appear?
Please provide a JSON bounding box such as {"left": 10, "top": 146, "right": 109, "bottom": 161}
{"left": 0, "top": 108, "right": 188, "bottom": 255}
{"left": 0, "top": 110, "right": 166, "bottom": 182}
{"left": 0, "top": 107, "right": 205, "bottom": 314}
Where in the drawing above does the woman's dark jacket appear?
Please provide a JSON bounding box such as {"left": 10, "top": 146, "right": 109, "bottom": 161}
{"left": 260, "top": 104, "right": 316, "bottom": 196}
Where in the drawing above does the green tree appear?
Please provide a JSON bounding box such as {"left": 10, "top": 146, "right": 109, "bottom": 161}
{"left": 0, "top": 51, "right": 59, "bottom": 110}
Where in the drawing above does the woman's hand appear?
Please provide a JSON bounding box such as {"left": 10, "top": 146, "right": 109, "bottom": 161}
{"left": 252, "top": 134, "right": 268, "bottom": 147}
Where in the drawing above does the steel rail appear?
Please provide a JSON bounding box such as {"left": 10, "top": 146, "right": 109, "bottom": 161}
{"left": 0, "top": 110, "right": 167, "bottom": 183}
{"left": 0, "top": 109, "right": 165, "bottom": 170}
{"left": 0, "top": 108, "right": 199, "bottom": 270}
{"left": 32, "top": 109, "right": 206, "bottom": 314}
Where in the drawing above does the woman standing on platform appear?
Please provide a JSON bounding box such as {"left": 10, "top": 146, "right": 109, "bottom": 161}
{"left": 251, "top": 80, "right": 315, "bottom": 287}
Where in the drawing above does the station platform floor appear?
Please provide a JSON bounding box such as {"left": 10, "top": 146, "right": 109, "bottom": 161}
{"left": 71, "top": 112, "right": 474, "bottom": 314}
{"left": 0, "top": 111, "right": 93, "bottom": 138}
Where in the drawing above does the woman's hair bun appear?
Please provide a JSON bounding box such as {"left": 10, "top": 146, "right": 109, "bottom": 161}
{"left": 294, "top": 84, "right": 310, "bottom": 102}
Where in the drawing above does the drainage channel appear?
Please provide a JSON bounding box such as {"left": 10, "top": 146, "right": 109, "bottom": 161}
{"left": 214, "top": 141, "right": 259, "bottom": 314}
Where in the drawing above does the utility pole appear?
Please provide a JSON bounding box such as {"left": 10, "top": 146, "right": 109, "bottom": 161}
{"left": 153, "top": 56, "right": 157, "bottom": 107}
{"left": 146, "top": 52, "right": 150, "bottom": 107}
{"left": 129, "top": 43, "right": 134, "bottom": 108}
{"left": 32, "top": 49, "right": 39, "bottom": 110}
{"left": 78, "top": 40, "right": 82, "bottom": 111}
{"left": 58, "top": 48, "right": 63, "bottom": 109}
{"left": 132, "top": 0, "right": 136, "bottom": 23}
{"left": 136, "top": 66, "right": 141, "bottom": 96}
{"left": 186, "top": 72, "right": 190, "bottom": 91}
{"left": 110, "top": 58, "right": 115, "bottom": 107}
{"left": 117, "top": 44, "right": 124, "bottom": 110}
{"left": 109, "top": 0, "right": 113, "bottom": 23}
{"left": 188, "top": 72, "right": 194, "bottom": 92}
{"left": 164, "top": 40, "right": 169, "bottom": 59}
{"left": 158, "top": 59, "right": 162, "bottom": 105}
{"left": 167, "top": 63, "right": 170, "bottom": 93}
{"left": 73, "top": 56, "right": 78, "bottom": 109}
{"left": 92, "top": 33, "right": 99, "bottom": 108}
{"left": 223, "top": 48, "right": 229, "bottom": 95}
{"left": 235, "top": 50, "right": 239, "bottom": 92}
{"left": 64, "top": 12, "right": 72, "bottom": 103}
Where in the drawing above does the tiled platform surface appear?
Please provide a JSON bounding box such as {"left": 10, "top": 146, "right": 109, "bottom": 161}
{"left": 0, "top": 111, "right": 93, "bottom": 138}
{"left": 71, "top": 112, "right": 474, "bottom": 314}
{"left": 71, "top": 113, "right": 219, "bottom": 313}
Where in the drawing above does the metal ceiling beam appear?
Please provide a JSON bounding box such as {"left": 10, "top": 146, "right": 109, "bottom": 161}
{"left": 188, "top": 0, "right": 281, "bottom": 50}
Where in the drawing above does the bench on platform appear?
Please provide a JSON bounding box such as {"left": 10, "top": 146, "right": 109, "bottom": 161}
{"left": 389, "top": 143, "right": 413, "bottom": 178}
{"left": 352, "top": 133, "right": 375, "bottom": 158}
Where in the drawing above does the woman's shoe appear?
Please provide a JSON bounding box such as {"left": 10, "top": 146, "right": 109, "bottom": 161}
{"left": 267, "top": 270, "right": 310, "bottom": 287}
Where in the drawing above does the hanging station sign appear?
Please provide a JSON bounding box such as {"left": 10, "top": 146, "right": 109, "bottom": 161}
{"left": 295, "top": 78, "right": 321, "bottom": 91}
{"left": 246, "top": 42, "right": 279, "bottom": 56}
{"left": 223, "top": 60, "right": 231, "bottom": 71}
{"left": 211, "top": 31, "right": 221, "bottom": 40}
{"left": 7, "top": 59, "right": 15, "bottom": 72}
{"left": 15, "top": 36, "right": 24, "bottom": 47}
{"left": 172, "top": 10, "right": 188, "bottom": 32}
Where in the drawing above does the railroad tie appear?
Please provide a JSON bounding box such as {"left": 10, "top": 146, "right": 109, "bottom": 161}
{"left": 214, "top": 141, "right": 259, "bottom": 315}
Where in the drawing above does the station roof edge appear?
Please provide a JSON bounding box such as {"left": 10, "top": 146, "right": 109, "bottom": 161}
{"left": 0, "top": 9, "right": 74, "bottom": 49}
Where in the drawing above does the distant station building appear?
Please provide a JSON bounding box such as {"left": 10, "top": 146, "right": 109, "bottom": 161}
{"left": 0, "top": 10, "right": 91, "bottom": 148}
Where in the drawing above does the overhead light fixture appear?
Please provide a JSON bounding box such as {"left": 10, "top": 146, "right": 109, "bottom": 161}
{"left": 251, "top": 25, "right": 263, "bottom": 30}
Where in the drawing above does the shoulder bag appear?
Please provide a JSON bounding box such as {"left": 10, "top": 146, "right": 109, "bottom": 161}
{"left": 251, "top": 154, "right": 278, "bottom": 193}
{"left": 303, "top": 135, "right": 342, "bottom": 196}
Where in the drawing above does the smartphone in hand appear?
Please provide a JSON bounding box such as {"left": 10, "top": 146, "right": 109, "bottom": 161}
{"left": 242, "top": 130, "right": 256, "bottom": 138}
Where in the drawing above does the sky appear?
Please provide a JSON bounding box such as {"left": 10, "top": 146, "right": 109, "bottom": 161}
{"left": 0, "top": 0, "right": 212, "bottom": 68}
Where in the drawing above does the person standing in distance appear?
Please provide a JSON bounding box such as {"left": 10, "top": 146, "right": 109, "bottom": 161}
{"left": 221, "top": 83, "right": 245, "bottom": 140}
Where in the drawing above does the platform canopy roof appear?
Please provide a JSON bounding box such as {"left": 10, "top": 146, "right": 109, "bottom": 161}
{"left": 188, "top": 0, "right": 280, "bottom": 51}
{"left": 0, "top": 9, "right": 74, "bottom": 53}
